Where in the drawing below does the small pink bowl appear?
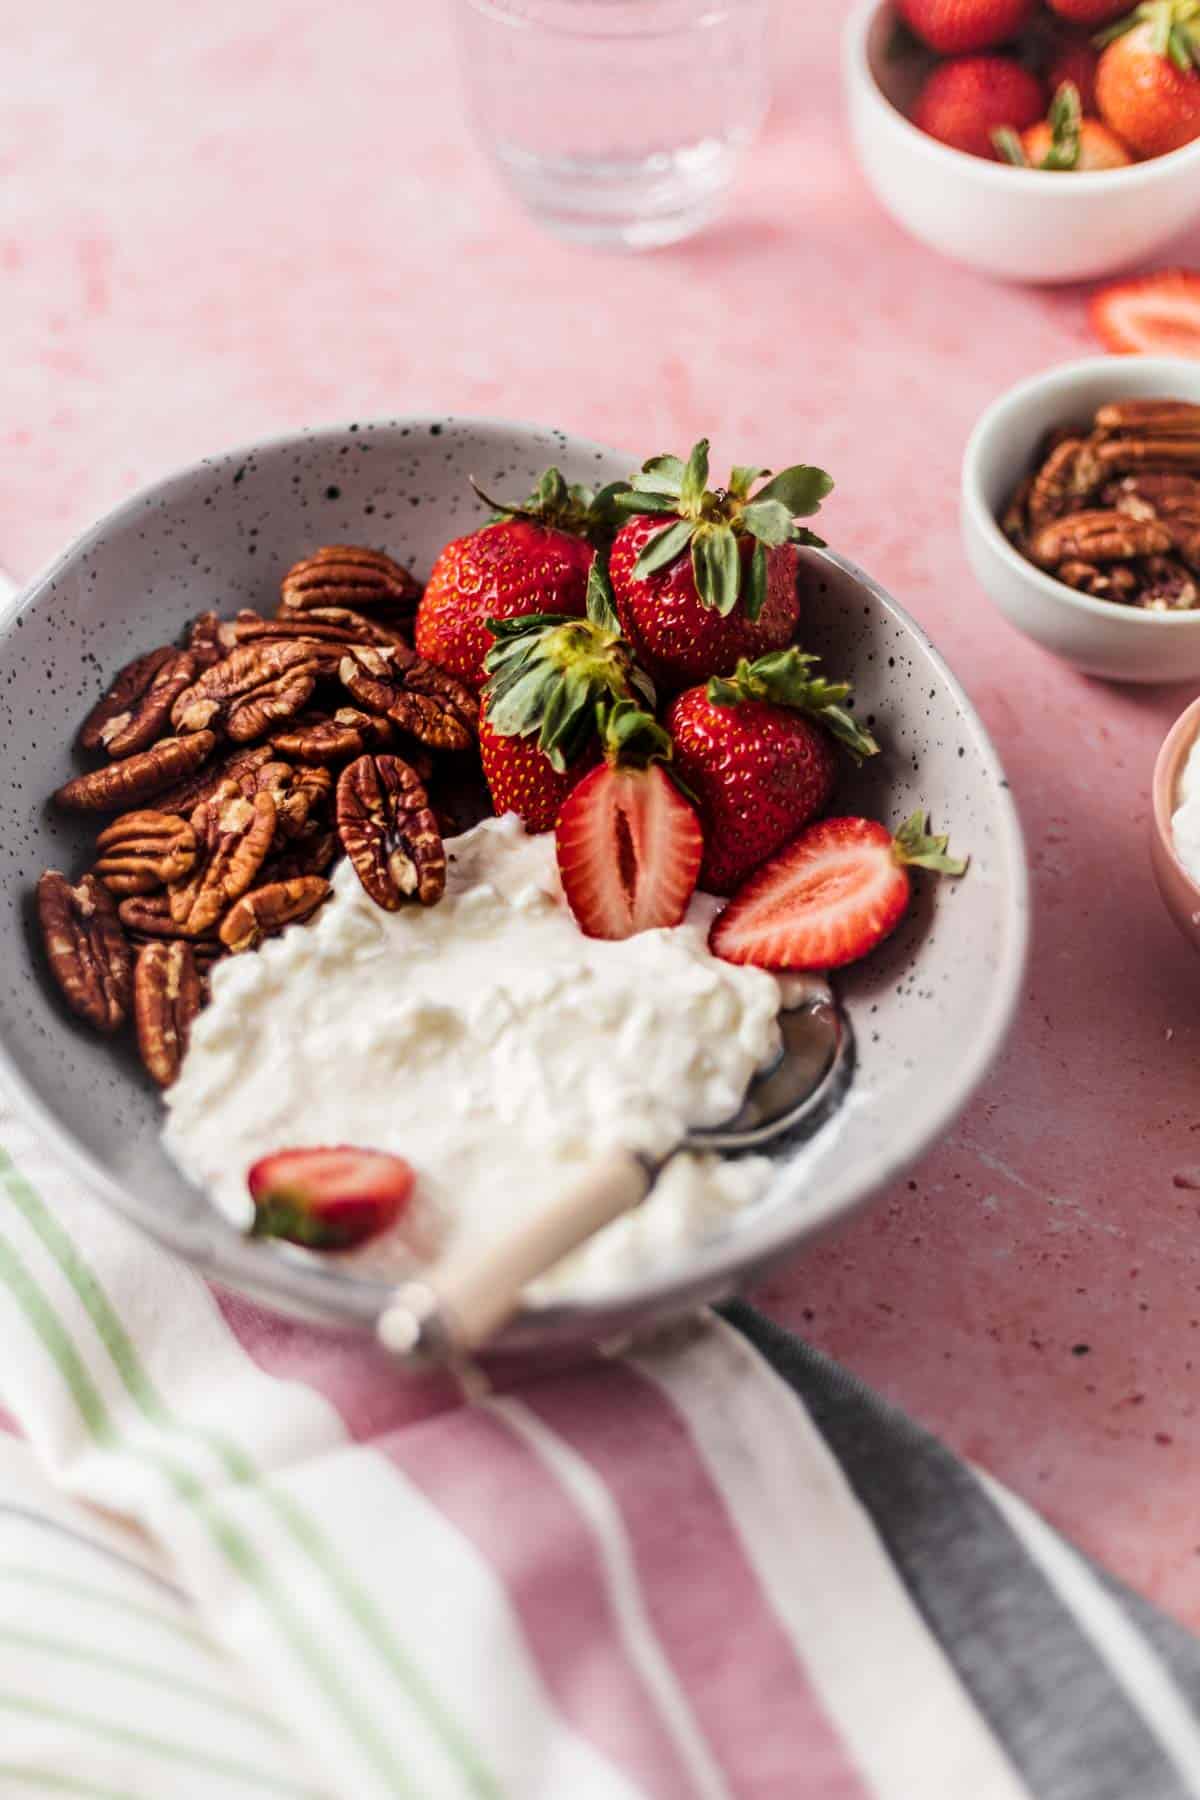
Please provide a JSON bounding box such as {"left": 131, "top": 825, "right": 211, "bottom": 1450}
{"left": 1152, "top": 697, "right": 1200, "bottom": 952}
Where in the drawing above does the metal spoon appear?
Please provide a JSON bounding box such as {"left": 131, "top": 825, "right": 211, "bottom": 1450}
{"left": 377, "top": 994, "right": 854, "bottom": 1361}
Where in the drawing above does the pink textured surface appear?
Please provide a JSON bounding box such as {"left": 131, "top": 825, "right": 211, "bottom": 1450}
{"left": 4, "top": 0, "right": 1200, "bottom": 1621}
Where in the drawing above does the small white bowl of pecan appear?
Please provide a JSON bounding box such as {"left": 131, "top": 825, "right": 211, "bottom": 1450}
{"left": 962, "top": 356, "right": 1200, "bottom": 684}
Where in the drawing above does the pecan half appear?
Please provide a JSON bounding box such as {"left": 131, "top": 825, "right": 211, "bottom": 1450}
{"left": 119, "top": 892, "right": 221, "bottom": 943}
{"left": 1095, "top": 401, "right": 1200, "bottom": 438}
{"left": 1026, "top": 437, "right": 1109, "bottom": 531}
{"left": 1030, "top": 510, "right": 1174, "bottom": 569}
{"left": 151, "top": 744, "right": 276, "bottom": 816}
{"left": 336, "top": 755, "right": 445, "bottom": 909}
{"left": 263, "top": 829, "right": 339, "bottom": 882}
{"left": 37, "top": 871, "right": 133, "bottom": 1033}
{"left": 188, "top": 610, "right": 226, "bottom": 671}
{"left": 54, "top": 731, "right": 218, "bottom": 812}
{"left": 80, "top": 647, "right": 197, "bottom": 759}
{"left": 1094, "top": 436, "right": 1200, "bottom": 477}
{"left": 168, "top": 786, "right": 277, "bottom": 935}
{"left": 278, "top": 764, "right": 333, "bottom": 840}
{"left": 219, "top": 876, "right": 332, "bottom": 952}
{"left": 1002, "top": 476, "right": 1032, "bottom": 549}
{"left": 340, "top": 645, "right": 477, "bottom": 751}
{"left": 94, "top": 810, "right": 197, "bottom": 895}
{"left": 270, "top": 706, "right": 396, "bottom": 763}
{"left": 133, "top": 941, "right": 204, "bottom": 1086}
{"left": 280, "top": 545, "right": 420, "bottom": 617}
{"left": 1104, "top": 473, "right": 1200, "bottom": 517}
{"left": 171, "top": 641, "right": 319, "bottom": 742}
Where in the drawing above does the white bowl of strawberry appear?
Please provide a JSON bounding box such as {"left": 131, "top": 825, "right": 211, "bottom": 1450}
{"left": 845, "top": 0, "right": 1200, "bottom": 283}
{"left": 1, "top": 416, "right": 1028, "bottom": 1353}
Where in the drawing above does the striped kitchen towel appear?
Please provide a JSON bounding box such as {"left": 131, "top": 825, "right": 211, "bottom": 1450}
{"left": 1, "top": 1095, "right": 1199, "bottom": 1800}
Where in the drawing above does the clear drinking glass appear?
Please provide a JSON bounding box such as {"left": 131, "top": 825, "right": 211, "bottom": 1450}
{"left": 453, "top": 0, "right": 772, "bottom": 250}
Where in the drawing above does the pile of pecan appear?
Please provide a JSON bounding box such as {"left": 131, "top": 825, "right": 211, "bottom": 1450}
{"left": 1003, "top": 400, "right": 1200, "bottom": 612}
{"left": 37, "top": 545, "right": 480, "bottom": 1088}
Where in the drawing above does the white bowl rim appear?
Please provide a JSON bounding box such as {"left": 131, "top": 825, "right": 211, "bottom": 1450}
{"left": 844, "top": 0, "right": 1200, "bottom": 191}
{"left": 0, "top": 413, "right": 1031, "bottom": 1346}
{"left": 963, "top": 354, "right": 1200, "bottom": 631}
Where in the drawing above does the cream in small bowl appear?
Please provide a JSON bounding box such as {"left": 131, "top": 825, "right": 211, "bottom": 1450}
{"left": 1151, "top": 695, "right": 1200, "bottom": 950}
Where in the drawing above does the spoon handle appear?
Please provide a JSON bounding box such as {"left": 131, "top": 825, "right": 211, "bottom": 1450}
{"left": 377, "top": 1148, "right": 654, "bottom": 1360}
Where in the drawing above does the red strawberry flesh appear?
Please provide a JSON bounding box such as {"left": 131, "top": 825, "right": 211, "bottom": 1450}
{"left": 247, "top": 1145, "right": 414, "bottom": 1250}
{"left": 556, "top": 761, "right": 703, "bottom": 940}
{"left": 1090, "top": 270, "right": 1200, "bottom": 359}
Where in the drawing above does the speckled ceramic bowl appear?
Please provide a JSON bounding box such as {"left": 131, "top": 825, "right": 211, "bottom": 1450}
{"left": 1152, "top": 695, "right": 1200, "bottom": 952}
{"left": 0, "top": 418, "right": 1028, "bottom": 1353}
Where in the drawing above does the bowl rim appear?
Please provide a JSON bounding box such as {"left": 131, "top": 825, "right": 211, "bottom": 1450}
{"left": 962, "top": 353, "right": 1200, "bottom": 633}
{"left": 844, "top": 0, "right": 1200, "bottom": 191}
{"left": 0, "top": 413, "right": 1031, "bottom": 1349}
{"left": 1153, "top": 694, "right": 1200, "bottom": 903}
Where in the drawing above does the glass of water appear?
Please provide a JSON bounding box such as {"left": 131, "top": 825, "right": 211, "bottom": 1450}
{"left": 453, "top": 0, "right": 772, "bottom": 250}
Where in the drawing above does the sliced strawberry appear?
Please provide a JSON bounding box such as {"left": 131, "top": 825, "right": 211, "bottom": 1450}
{"left": 555, "top": 702, "right": 703, "bottom": 940}
{"left": 709, "top": 813, "right": 967, "bottom": 972}
{"left": 1090, "top": 270, "right": 1200, "bottom": 358}
{"left": 247, "top": 1145, "right": 414, "bottom": 1250}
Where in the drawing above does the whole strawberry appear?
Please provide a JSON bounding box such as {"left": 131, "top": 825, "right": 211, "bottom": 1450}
{"left": 1046, "top": 0, "right": 1127, "bottom": 22}
{"left": 1095, "top": 1, "right": 1200, "bottom": 158}
{"left": 897, "top": 0, "right": 1036, "bottom": 53}
{"left": 479, "top": 567, "right": 655, "bottom": 832}
{"left": 913, "top": 56, "right": 1046, "bottom": 157}
{"left": 668, "top": 650, "right": 879, "bottom": 895}
{"left": 608, "top": 441, "right": 832, "bottom": 695}
{"left": 415, "top": 468, "right": 604, "bottom": 690}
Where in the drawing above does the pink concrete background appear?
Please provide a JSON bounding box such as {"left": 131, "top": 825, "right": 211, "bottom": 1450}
{"left": 4, "top": 0, "right": 1200, "bottom": 1620}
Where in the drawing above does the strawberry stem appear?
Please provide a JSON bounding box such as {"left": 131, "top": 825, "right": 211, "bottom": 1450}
{"left": 615, "top": 440, "right": 833, "bottom": 618}
{"left": 892, "top": 810, "right": 969, "bottom": 876}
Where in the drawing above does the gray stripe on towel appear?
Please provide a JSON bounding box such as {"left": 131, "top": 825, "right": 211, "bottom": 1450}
{"left": 724, "top": 1301, "right": 1196, "bottom": 1800}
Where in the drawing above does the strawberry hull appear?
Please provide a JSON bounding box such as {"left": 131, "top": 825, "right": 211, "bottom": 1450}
{"left": 609, "top": 521, "right": 801, "bottom": 694}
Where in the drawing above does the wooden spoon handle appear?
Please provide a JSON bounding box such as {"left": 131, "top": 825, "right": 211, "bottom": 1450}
{"left": 377, "top": 1148, "right": 653, "bottom": 1360}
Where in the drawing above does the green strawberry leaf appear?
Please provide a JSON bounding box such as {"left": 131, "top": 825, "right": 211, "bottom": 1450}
{"left": 792, "top": 526, "right": 828, "bottom": 549}
{"left": 1038, "top": 81, "right": 1081, "bottom": 169}
{"left": 993, "top": 126, "right": 1029, "bottom": 166}
{"left": 585, "top": 554, "right": 620, "bottom": 633}
{"left": 705, "top": 649, "right": 880, "bottom": 761}
{"left": 691, "top": 523, "right": 741, "bottom": 616}
{"left": 632, "top": 454, "right": 686, "bottom": 497}
{"left": 752, "top": 464, "right": 833, "bottom": 517}
{"left": 598, "top": 698, "right": 674, "bottom": 769}
{"left": 612, "top": 489, "right": 680, "bottom": 517}
{"left": 893, "top": 810, "right": 968, "bottom": 875}
{"left": 633, "top": 516, "right": 696, "bottom": 578}
{"left": 1168, "top": 19, "right": 1196, "bottom": 66}
{"left": 729, "top": 464, "right": 769, "bottom": 500}
{"left": 678, "top": 439, "right": 711, "bottom": 514}
{"left": 745, "top": 539, "right": 768, "bottom": 623}
{"left": 739, "top": 498, "right": 795, "bottom": 547}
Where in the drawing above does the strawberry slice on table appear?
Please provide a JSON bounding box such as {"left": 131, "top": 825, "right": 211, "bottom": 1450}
{"left": 556, "top": 701, "right": 703, "bottom": 940}
{"left": 709, "top": 813, "right": 967, "bottom": 973}
{"left": 479, "top": 563, "right": 656, "bottom": 832}
{"left": 1090, "top": 269, "right": 1200, "bottom": 356}
{"left": 415, "top": 467, "right": 614, "bottom": 690}
{"left": 607, "top": 439, "right": 833, "bottom": 695}
{"left": 1094, "top": 1, "right": 1200, "bottom": 158}
{"left": 667, "top": 649, "right": 879, "bottom": 896}
{"left": 247, "top": 1146, "right": 415, "bottom": 1250}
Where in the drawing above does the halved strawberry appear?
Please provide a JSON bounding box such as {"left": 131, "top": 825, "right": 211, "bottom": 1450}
{"left": 709, "top": 813, "right": 967, "bottom": 972}
{"left": 1090, "top": 269, "right": 1200, "bottom": 357}
{"left": 556, "top": 702, "right": 703, "bottom": 939}
{"left": 247, "top": 1145, "right": 414, "bottom": 1250}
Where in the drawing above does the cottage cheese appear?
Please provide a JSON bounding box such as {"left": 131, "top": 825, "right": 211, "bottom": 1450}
{"left": 163, "top": 815, "right": 797, "bottom": 1295}
{"left": 1174, "top": 729, "right": 1200, "bottom": 888}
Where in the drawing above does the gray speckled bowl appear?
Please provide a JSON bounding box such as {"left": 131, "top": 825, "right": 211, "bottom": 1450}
{"left": 0, "top": 418, "right": 1028, "bottom": 1352}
